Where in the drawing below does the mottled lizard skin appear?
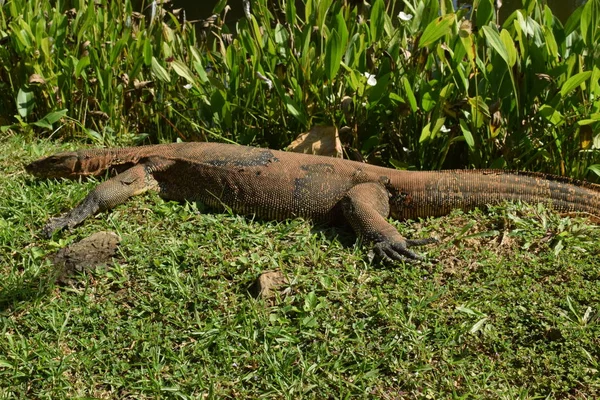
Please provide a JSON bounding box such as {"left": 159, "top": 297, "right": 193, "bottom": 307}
{"left": 26, "top": 142, "right": 600, "bottom": 261}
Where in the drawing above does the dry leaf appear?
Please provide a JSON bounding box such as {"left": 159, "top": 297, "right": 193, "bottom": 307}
{"left": 287, "top": 125, "right": 343, "bottom": 158}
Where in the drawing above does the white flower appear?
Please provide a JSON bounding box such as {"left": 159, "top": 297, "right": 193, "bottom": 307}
{"left": 363, "top": 72, "right": 377, "bottom": 86}
{"left": 398, "top": 11, "right": 413, "bottom": 21}
{"left": 183, "top": 83, "right": 193, "bottom": 90}
{"left": 440, "top": 125, "right": 451, "bottom": 133}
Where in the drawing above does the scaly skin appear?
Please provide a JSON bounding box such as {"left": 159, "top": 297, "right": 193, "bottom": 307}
{"left": 25, "top": 142, "right": 600, "bottom": 261}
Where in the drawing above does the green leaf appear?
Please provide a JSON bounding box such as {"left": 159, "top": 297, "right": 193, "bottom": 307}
{"left": 482, "top": 26, "right": 508, "bottom": 66}
{"left": 580, "top": 0, "right": 599, "bottom": 46}
{"left": 564, "top": 6, "right": 584, "bottom": 36}
{"left": 419, "top": 122, "right": 432, "bottom": 142}
{"left": 578, "top": 119, "right": 600, "bottom": 125}
{"left": 370, "top": 0, "right": 385, "bottom": 42}
{"left": 560, "top": 71, "right": 592, "bottom": 97}
{"left": 499, "top": 29, "right": 516, "bottom": 67}
{"left": 401, "top": 76, "right": 418, "bottom": 112}
{"left": 538, "top": 105, "right": 564, "bottom": 126}
{"left": 212, "top": 0, "right": 228, "bottom": 13}
{"left": 459, "top": 119, "right": 475, "bottom": 149}
{"left": 543, "top": 26, "right": 559, "bottom": 60}
{"left": 32, "top": 109, "right": 68, "bottom": 129}
{"left": 419, "top": 14, "right": 454, "bottom": 48}
{"left": 285, "top": 0, "right": 296, "bottom": 25}
{"left": 476, "top": 0, "right": 494, "bottom": 27}
{"left": 421, "top": 91, "right": 436, "bottom": 112}
{"left": 190, "top": 47, "right": 209, "bottom": 83}
{"left": 325, "top": 30, "right": 342, "bottom": 81}
{"left": 143, "top": 38, "right": 152, "bottom": 66}
{"left": 430, "top": 117, "right": 447, "bottom": 139}
{"left": 588, "top": 164, "right": 600, "bottom": 178}
{"left": 171, "top": 60, "right": 196, "bottom": 84}
{"left": 16, "top": 87, "right": 35, "bottom": 118}
{"left": 334, "top": 9, "right": 348, "bottom": 51}
{"left": 151, "top": 57, "right": 170, "bottom": 83}
{"left": 274, "top": 23, "right": 288, "bottom": 45}
{"left": 284, "top": 95, "right": 306, "bottom": 125}
{"left": 75, "top": 56, "right": 90, "bottom": 78}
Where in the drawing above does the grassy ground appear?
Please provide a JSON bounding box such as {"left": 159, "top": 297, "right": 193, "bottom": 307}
{"left": 1, "top": 135, "right": 600, "bottom": 398}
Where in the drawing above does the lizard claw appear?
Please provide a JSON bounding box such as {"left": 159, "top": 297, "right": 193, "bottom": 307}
{"left": 42, "top": 217, "right": 69, "bottom": 238}
{"left": 372, "top": 237, "right": 438, "bottom": 263}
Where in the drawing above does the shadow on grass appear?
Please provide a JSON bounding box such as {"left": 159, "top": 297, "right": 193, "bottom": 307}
{"left": 0, "top": 271, "right": 58, "bottom": 312}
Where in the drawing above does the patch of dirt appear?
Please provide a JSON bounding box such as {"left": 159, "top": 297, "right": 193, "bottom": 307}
{"left": 49, "top": 231, "right": 121, "bottom": 284}
{"left": 249, "top": 270, "right": 288, "bottom": 300}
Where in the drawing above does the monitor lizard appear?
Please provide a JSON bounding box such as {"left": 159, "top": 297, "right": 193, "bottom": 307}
{"left": 25, "top": 142, "right": 600, "bottom": 261}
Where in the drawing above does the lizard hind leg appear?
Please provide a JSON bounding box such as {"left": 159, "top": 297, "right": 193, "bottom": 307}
{"left": 341, "top": 182, "right": 437, "bottom": 262}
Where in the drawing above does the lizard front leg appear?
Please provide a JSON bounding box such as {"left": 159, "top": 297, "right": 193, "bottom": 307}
{"left": 42, "top": 163, "right": 159, "bottom": 237}
{"left": 341, "top": 182, "right": 437, "bottom": 262}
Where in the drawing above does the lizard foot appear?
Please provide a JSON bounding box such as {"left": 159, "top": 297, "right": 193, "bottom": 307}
{"left": 372, "top": 237, "right": 438, "bottom": 263}
{"left": 42, "top": 216, "right": 71, "bottom": 238}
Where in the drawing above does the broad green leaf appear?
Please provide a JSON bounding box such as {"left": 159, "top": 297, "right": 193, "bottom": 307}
{"left": 190, "top": 47, "right": 209, "bottom": 83}
{"left": 212, "top": 0, "right": 228, "bottom": 13}
{"left": 16, "top": 87, "right": 35, "bottom": 118}
{"left": 284, "top": 95, "right": 306, "bottom": 125}
{"left": 305, "top": 0, "right": 314, "bottom": 24}
{"left": 499, "top": 29, "right": 516, "bottom": 67}
{"left": 334, "top": 9, "right": 348, "bottom": 51}
{"left": 588, "top": 164, "right": 600, "bottom": 178}
{"left": 32, "top": 109, "right": 69, "bottom": 129}
{"left": 143, "top": 38, "right": 152, "bottom": 66}
{"left": 421, "top": 91, "right": 436, "bottom": 112}
{"left": 401, "top": 76, "right": 418, "bottom": 112}
{"left": 419, "top": 122, "right": 432, "bottom": 142}
{"left": 419, "top": 14, "right": 454, "bottom": 48}
{"left": 591, "top": 67, "right": 600, "bottom": 97}
{"left": 578, "top": 119, "right": 600, "bottom": 125}
{"left": 430, "top": 117, "right": 447, "bottom": 139}
{"left": 84, "top": 128, "right": 103, "bottom": 144}
{"left": 325, "top": 30, "right": 342, "bottom": 80}
{"left": 274, "top": 23, "right": 288, "bottom": 46}
{"left": 539, "top": 105, "right": 564, "bottom": 125}
{"left": 370, "top": 0, "right": 385, "bottom": 42}
{"left": 476, "top": 0, "right": 494, "bottom": 27}
{"left": 580, "top": 0, "right": 599, "bottom": 46}
{"left": 250, "top": 16, "right": 263, "bottom": 48}
{"left": 75, "top": 56, "right": 90, "bottom": 78}
{"left": 151, "top": 56, "right": 170, "bottom": 83}
{"left": 542, "top": 26, "right": 559, "bottom": 60}
{"left": 460, "top": 119, "right": 475, "bottom": 149}
{"left": 482, "top": 26, "right": 508, "bottom": 66}
{"left": 316, "top": 0, "right": 333, "bottom": 31}
{"left": 171, "top": 60, "right": 195, "bottom": 84}
{"left": 564, "top": 6, "right": 584, "bottom": 36}
{"left": 560, "top": 71, "right": 592, "bottom": 97}
{"left": 285, "top": 0, "right": 296, "bottom": 25}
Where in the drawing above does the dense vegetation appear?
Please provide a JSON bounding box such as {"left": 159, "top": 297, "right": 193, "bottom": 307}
{"left": 1, "top": 0, "right": 599, "bottom": 174}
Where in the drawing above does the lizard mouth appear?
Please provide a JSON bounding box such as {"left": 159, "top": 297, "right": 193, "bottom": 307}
{"left": 24, "top": 154, "right": 80, "bottom": 179}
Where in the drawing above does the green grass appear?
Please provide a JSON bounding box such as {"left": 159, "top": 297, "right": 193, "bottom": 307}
{"left": 2, "top": 137, "right": 600, "bottom": 398}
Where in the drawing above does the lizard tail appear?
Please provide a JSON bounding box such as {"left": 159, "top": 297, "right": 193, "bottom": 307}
{"left": 391, "top": 170, "right": 600, "bottom": 220}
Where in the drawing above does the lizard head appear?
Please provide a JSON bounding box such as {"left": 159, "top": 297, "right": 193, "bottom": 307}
{"left": 25, "top": 151, "right": 82, "bottom": 179}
